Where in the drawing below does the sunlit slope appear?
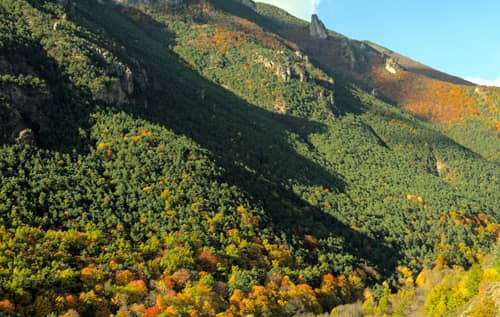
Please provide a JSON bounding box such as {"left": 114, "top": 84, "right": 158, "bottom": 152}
{"left": 254, "top": 2, "right": 499, "bottom": 161}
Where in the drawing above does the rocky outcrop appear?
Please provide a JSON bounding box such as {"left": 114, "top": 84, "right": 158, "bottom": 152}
{"left": 53, "top": 21, "right": 62, "bottom": 31}
{"left": 385, "top": 58, "right": 400, "bottom": 74}
{"left": 15, "top": 128, "right": 35, "bottom": 145}
{"left": 292, "top": 64, "right": 310, "bottom": 82}
{"left": 90, "top": 45, "right": 149, "bottom": 106}
{"left": 94, "top": 79, "right": 129, "bottom": 105}
{"left": 274, "top": 64, "right": 291, "bottom": 81}
{"left": 333, "top": 39, "right": 376, "bottom": 72}
{"left": 92, "top": 62, "right": 136, "bottom": 106}
{"left": 309, "top": 14, "right": 328, "bottom": 40}
{"left": 339, "top": 39, "right": 357, "bottom": 70}
{"left": 255, "top": 53, "right": 314, "bottom": 83}
{"left": 358, "top": 42, "right": 381, "bottom": 57}
{"left": 108, "top": 63, "right": 134, "bottom": 95}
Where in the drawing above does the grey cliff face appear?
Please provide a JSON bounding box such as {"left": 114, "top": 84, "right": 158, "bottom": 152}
{"left": 309, "top": 14, "right": 328, "bottom": 40}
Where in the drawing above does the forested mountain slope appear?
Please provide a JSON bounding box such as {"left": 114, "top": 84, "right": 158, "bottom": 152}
{"left": 0, "top": 0, "right": 498, "bottom": 316}
{"left": 253, "top": 3, "right": 500, "bottom": 162}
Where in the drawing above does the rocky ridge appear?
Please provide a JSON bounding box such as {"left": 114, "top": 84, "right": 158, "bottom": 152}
{"left": 309, "top": 14, "right": 328, "bottom": 39}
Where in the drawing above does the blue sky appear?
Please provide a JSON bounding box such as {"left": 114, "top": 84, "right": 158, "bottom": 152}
{"left": 258, "top": 0, "right": 500, "bottom": 86}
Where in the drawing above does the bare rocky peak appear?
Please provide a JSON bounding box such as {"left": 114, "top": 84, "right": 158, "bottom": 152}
{"left": 309, "top": 14, "right": 328, "bottom": 40}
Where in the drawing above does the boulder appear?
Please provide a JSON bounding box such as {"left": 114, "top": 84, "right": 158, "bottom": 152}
{"left": 309, "top": 14, "right": 328, "bottom": 40}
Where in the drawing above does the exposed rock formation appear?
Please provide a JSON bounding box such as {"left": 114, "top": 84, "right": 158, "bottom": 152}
{"left": 292, "top": 64, "right": 310, "bottom": 82}
{"left": 90, "top": 46, "right": 134, "bottom": 105}
{"left": 309, "top": 14, "right": 328, "bottom": 40}
{"left": 53, "top": 21, "right": 61, "bottom": 31}
{"left": 15, "top": 128, "right": 35, "bottom": 145}
{"left": 385, "top": 58, "right": 399, "bottom": 74}
{"left": 255, "top": 53, "right": 314, "bottom": 83}
{"left": 94, "top": 79, "right": 129, "bottom": 105}
{"left": 93, "top": 61, "right": 136, "bottom": 106}
{"left": 385, "top": 57, "right": 403, "bottom": 75}
{"left": 275, "top": 64, "right": 291, "bottom": 81}
{"left": 90, "top": 45, "right": 149, "bottom": 105}
{"left": 339, "top": 39, "right": 357, "bottom": 70}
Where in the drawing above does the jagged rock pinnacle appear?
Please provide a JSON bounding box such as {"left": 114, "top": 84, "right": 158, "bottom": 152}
{"left": 309, "top": 14, "right": 328, "bottom": 40}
